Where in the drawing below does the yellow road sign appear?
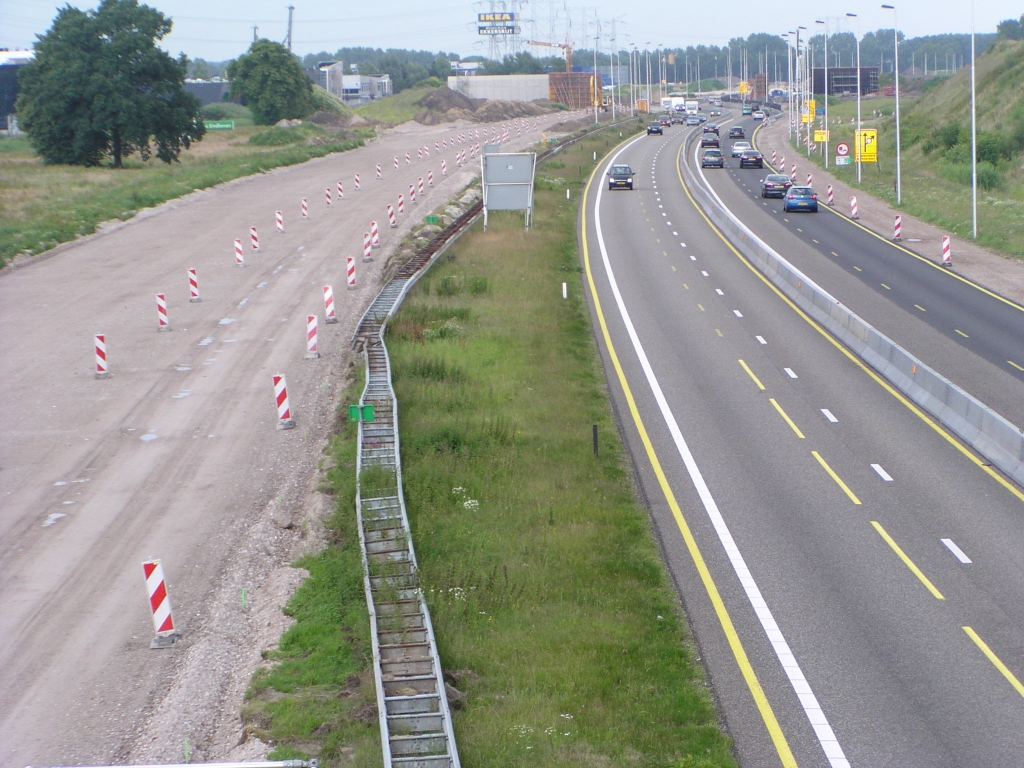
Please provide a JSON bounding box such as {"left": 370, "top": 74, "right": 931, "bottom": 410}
{"left": 801, "top": 99, "right": 816, "bottom": 124}
{"left": 814, "top": 129, "right": 830, "bottom": 142}
{"left": 855, "top": 129, "right": 878, "bottom": 163}
{"left": 739, "top": 82, "right": 749, "bottom": 95}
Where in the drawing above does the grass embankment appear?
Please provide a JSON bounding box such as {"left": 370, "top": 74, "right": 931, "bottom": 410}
{"left": 354, "top": 82, "right": 444, "bottom": 125}
{"left": 245, "top": 122, "right": 736, "bottom": 766}
{"left": 775, "top": 39, "right": 1024, "bottom": 257}
{"left": 0, "top": 112, "right": 365, "bottom": 266}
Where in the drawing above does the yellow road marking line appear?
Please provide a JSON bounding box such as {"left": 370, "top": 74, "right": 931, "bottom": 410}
{"left": 914, "top": 304, "right": 926, "bottom": 312}
{"left": 581, "top": 142, "right": 798, "bottom": 767}
{"left": 963, "top": 627, "right": 1024, "bottom": 699}
{"left": 739, "top": 359, "right": 766, "bottom": 390}
{"left": 698, "top": 303, "right": 705, "bottom": 311}
{"left": 955, "top": 329, "right": 969, "bottom": 338}
{"left": 672, "top": 266, "right": 677, "bottom": 272}
{"left": 881, "top": 283, "right": 891, "bottom": 290}
{"left": 870, "top": 521, "right": 944, "bottom": 599}
{"left": 853, "top": 266, "right": 862, "bottom": 272}
{"left": 672, "top": 144, "right": 1024, "bottom": 506}
{"left": 715, "top": 328, "right": 723, "bottom": 337}
{"left": 770, "top": 398, "right": 805, "bottom": 438}
{"left": 812, "top": 451, "right": 861, "bottom": 504}
{"left": 831, "top": 251, "right": 839, "bottom": 257}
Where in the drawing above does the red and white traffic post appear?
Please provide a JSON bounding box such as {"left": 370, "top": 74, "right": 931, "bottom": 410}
{"left": 435, "top": 140, "right": 440, "bottom": 153}
{"left": 250, "top": 225, "right": 259, "bottom": 251}
{"left": 276, "top": 210, "right": 284, "bottom": 232}
{"left": 441, "top": 159, "right": 448, "bottom": 176}
{"left": 94, "top": 334, "right": 110, "bottom": 379}
{"left": 893, "top": 215, "right": 902, "bottom": 241}
{"left": 405, "top": 152, "right": 411, "bottom": 165}
{"left": 188, "top": 268, "right": 201, "bottom": 303}
{"left": 370, "top": 221, "right": 380, "bottom": 248}
{"left": 301, "top": 197, "right": 308, "bottom": 219}
{"left": 346, "top": 255, "right": 356, "bottom": 290}
{"left": 772, "top": 149, "right": 777, "bottom": 165}
{"left": 780, "top": 155, "right": 785, "bottom": 172}
{"left": 827, "top": 185, "right": 835, "bottom": 206}
{"left": 398, "top": 194, "right": 405, "bottom": 214}
{"left": 305, "top": 315, "right": 319, "bottom": 359}
{"left": 409, "top": 183, "right": 417, "bottom": 205}
{"left": 850, "top": 196, "right": 859, "bottom": 220}
{"left": 273, "top": 374, "right": 295, "bottom": 429}
{"left": 789, "top": 164, "right": 796, "bottom": 182}
{"left": 941, "top": 236, "right": 952, "bottom": 267}
{"left": 394, "top": 156, "right": 399, "bottom": 171}
{"left": 363, "top": 232, "right": 373, "bottom": 262}
{"left": 428, "top": 169, "right": 434, "bottom": 187}
{"left": 338, "top": 180, "right": 344, "bottom": 200}
{"left": 354, "top": 173, "right": 361, "bottom": 191}
{"left": 376, "top": 163, "right": 382, "bottom": 179}
{"left": 418, "top": 177, "right": 424, "bottom": 198}
{"left": 417, "top": 147, "right": 423, "bottom": 161}
{"left": 387, "top": 204, "right": 397, "bottom": 227}
{"left": 143, "top": 559, "right": 180, "bottom": 648}
{"left": 156, "top": 293, "right": 170, "bottom": 331}
{"left": 325, "top": 187, "right": 332, "bottom": 206}
{"left": 806, "top": 172, "right": 813, "bottom": 186}
{"left": 234, "top": 238, "right": 245, "bottom": 267}
{"left": 323, "top": 285, "right": 338, "bottom": 323}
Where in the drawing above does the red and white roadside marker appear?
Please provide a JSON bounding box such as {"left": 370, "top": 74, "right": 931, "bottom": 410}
{"left": 250, "top": 225, "right": 259, "bottom": 251}
{"left": 394, "top": 156, "right": 399, "bottom": 171}
{"left": 305, "top": 315, "right": 319, "bottom": 359}
{"left": 370, "top": 220, "right": 380, "bottom": 248}
{"left": 780, "top": 155, "right": 786, "bottom": 172}
{"left": 417, "top": 147, "right": 423, "bottom": 161}
{"left": 850, "top": 196, "right": 859, "bottom": 220}
{"left": 326, "top": 187, "right": 332, "bottom": 206}
{"left": 941, "top": 235, "right": 952, "bottom": 268}
{"left": 827, "top": 185, "right": 835, "bottom": 206}
{"left": 418, "top": 177, "right": 424, "bottom": 198}
{"left": 398, "top": 194, "right": 405, "bottom": 215}
{"left": 276, "top": 210, "right": 284, "bottom": 232}
{"left": 772, "top": 149, "right": 777, "bottom": 164}
{"left": 363, "top": 231, "right": 373, "bottom": 262}
{"left": 156, "top": 293, "right": 170, "bottom": 331}
{"left": 354, "top": 173, "right": 361, "bottom": 191}
{"left": 405, "top": 152, "right": 411, "bottom": 165}
{"left": 790, "top": 164, "right": 796, "bottom": 182}
{"left": 435, "top": 141, "right": 440, "bottom": 153}
{"left": 143, "top": 559, "right": 180, "bottom": 648}
{"left": 94, "top": 334, "right": 110, "bottom": 379}
{"left": 347, "top": 255, "right": 356, "bottom": 290}
{"left": 273, "top": 374, "right": 295, "bottom": 429}
{"left": 301, "top": 197, "right": 308, "bottom": 219}
{"left": 893, "top": 215, "right": 902, "bottom": 241}
{"left": 323, "top": 285, "right": 338, "bottom": 323}
{"left": 441, "top": 159, "right": 448, "bottom": 176}
{"left": 188, "top": 268, "right": 201, "bottom": 303}
{"left": 428, "top": 169, "right": 434, "bottom": 187}
{"left": 376, "top": 163, "right": 382, "bottom": 179}
{"left": 806, "top": 172, "right": 813, "bottom": 186}
{"left": 338, "top": 180, "right": 344, "bottom": 200}
{"left": 409, "top": 183, "right": 417, "bottom": 205}
{"left": 234, "top": 238, "right": 245, "bottom": 267}
{"left": 387, "top": 204, "right": 397, "bottom": 228}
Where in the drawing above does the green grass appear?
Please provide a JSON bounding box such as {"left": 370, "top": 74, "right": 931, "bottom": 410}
{"left": 0, "top": 125, "right": 363, "bottom": 266}
{"left": 354, "top": 83, "right": 444, "bottom": 125}
{"left": 382, "top": 130, "right": 735, "bottom": 767}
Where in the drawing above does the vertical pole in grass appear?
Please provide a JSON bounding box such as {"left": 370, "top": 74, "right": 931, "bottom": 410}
{"left": 593, "top": 424, "right": 599, "bottom": 457}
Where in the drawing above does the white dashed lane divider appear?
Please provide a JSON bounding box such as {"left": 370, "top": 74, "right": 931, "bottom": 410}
{"left": 143, "top": 559, "right": 181, "bottom": 648}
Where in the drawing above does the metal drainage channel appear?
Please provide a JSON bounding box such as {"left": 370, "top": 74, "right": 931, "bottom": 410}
{"left": 350, "top": 117, "right": 641, "bottom": 768}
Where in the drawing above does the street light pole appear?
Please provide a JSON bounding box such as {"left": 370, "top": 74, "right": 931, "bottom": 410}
{"left": 970, "top": 0, "right": 978, "bottom": 238}
{"left": 817, "top": 19, "right": 829, "bottom": 168}
{"left": 882, "top": 4, "right": 902, "bottom": 204}
{"left": 847, "top": 12, "right": 862, "bottom": 183}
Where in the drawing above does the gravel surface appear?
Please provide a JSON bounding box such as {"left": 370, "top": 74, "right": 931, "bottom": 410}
{"left": 0, "top": 113, "right": 563, "bottom": 767}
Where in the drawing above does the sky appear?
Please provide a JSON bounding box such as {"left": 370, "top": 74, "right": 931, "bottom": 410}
{"left": 2, "top": 0, "right": 1020, "bottom": 62}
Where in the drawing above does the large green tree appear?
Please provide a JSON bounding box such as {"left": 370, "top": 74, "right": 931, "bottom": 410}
{"left": 227, "top": 40, "right": 313, "bottom": 125}
{"left": 17, "top": 0, "right": 204, "bottom": 167}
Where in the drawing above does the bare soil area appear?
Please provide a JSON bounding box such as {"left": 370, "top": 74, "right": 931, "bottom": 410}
{"left": 0, "top": 113, "right": 562, "bottom": 766}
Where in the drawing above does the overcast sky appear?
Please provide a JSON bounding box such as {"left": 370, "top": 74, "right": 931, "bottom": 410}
{"left": 2, "top": 0, "right": 1019, "bottom": 61}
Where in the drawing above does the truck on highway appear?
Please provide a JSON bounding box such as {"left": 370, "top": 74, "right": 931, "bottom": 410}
{"left": 685, "top": 99, "right": 699, "bottom": 114}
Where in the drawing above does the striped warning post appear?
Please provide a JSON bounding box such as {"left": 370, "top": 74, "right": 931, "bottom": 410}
{"left": 94, "top": 334, "right": 110, "bottom": 379}
{"left": 435, "top": 141, "right": 440, "bottom": 153}
{"left": 326, "top": 187, "right": 332, "bottom": 206}
{"left": 376, "top": 163, "right": 382, "bottom": 179}
{"left": 273, "top": 374, "right": 295, "bottom": 429}
{"left": 323, "top": 285, "right": 338, "bottom": 323}
{"left": 423, "top": 144, "right": 428, "bottom": 157}
{"left": 443, "top": 138, "right": 447, "bottom": 149}
{"left": 354, "top": 173, "right": 360, "bottom": 191}
{"left": 409, "top": 183, "right": 417, "bottom": 205}
{"left": 387, "top": 204, "right": 397, "bottom": 228}
{"left": 156, "top": 293, "right": 170, "bottom": 331}
{"left": 418, "top": 177, "right": 424, "bottom": 197}
{"left": 301, "top": 197, "right": 308, "bottom": 218}
{"left": 338, "top": 180, "right": 344, "bottom": 200}
{"left": 235, "top": 238, "right": 245, "bottom": 267}
{"left": 441, "top": 159, "right": 448, "bottom": 176}
{"left": 806, "top": 172, "right": 813, "bottom": 186}
{"left": 428, "top": 169, "right": 434, "bottom": 187}
{"left": 188, "top": 268, "right": 201, "bottom": 303}
{"left": 850, "top": 196, "right": 859, "bottom": 220}
{"left": 772, "top": 149, "right": 777, "bottom": 164}
{"left": 347, "top": 255, "right": 356, "bottom": 290}
{"left": 276, "top": 210, "right": 284, "bottom": 232}
{"left": 394, "top": 156, "right": 399, "bottom": 171}
{"left": 780, "top": 155, "right": 785, "bottom": 172}
{"left": 790, "top": 164, "right": 796, "bottom": 182}
{"left": 417, "top": 147, "right": 423, "bottom": 160}
{"left": 405, "top": 152, "right": 411, "bottom": 165}
{"left": 941, "top": 236, "right": 952, "bottom": 267}
{"left": 143, "top": 559, "right": 180, "bottom": 647}
{"left": 398, "top": 194, "right": 405, "bottom": 215}
{"left": 827, "top": 185, "right": 834, "bottom": 206}
{"left": 894, "top": 215, "right": 902, "bottom": 241}
{"left": 363, "top": 232, "right": 373, "bottom": 262}
{"left": 250, "top": 225, "right": 259, "bottom": 251}
{"left": 305, "top": 315, "right": 319, "bottom": 359}
{"left": 370, "top": 220, "right": 380, "bottom": 248}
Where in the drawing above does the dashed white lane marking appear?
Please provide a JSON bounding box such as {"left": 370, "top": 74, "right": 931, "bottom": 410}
{"left": 941, "top": 538, "right": 972, "bottom": 564}
{"left": 871, "top": 463, "right": 894, "bottom": 482}
{"left": 257, "top": 281, "right": 268, "bottom": 288}
{"left": 756, "top": 335, "right": 767, "bottom": 345}
{"left": 733, "top": 310, "right": 743, "bottom": 318}
{"left": 199, "top": 337, "right": 215, "bottom": 346}
{"left": 716, "top": 289, "right": 725, "bottom": 296}
{"left": 701, "top": 271, "right": 709, "bottom": 277}
{"left": 821, "top": 409, "right": 838, "bottom": 423}
{"left": 673, "top": 231, "right": 679, "bottom": 236}
{"left": 784, "top": 368, "right": 798, "bottom": 378}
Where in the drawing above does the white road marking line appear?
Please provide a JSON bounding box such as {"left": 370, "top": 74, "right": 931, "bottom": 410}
{"left": 733, "top": 310, "right": 744, "bottom": 318}
{"left": 673, "top": 231, "right": 679, "bottom": 235}
{"left": 941, "top": 538, "right": 972, "bottom": 564}
{"left": 593, "top": 137, "right": 850, "bottom": 768}
{"left": 784, "top": 368, "right": 798, "bottom": 378}
{"left": 821, "top": 409, "right": 838, "bottom": 423}
{"left": 701, "top": 270, "right": 709, "bottom": 276}
{"left": 716, "top": 289, "right": 725, "bottom": 296}
{"left": 871, "top": 463, "right": 894, "bottom": 482}
{"left": 756, "top": 335, "right": 767, "bottom": 345}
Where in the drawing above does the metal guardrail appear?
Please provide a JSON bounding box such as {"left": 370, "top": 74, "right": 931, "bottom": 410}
{"left": 349, "top": 115, "right": 643, "bottom": 768}
{"left": 680, "top": 127, "right": 1024, "bottom": 487}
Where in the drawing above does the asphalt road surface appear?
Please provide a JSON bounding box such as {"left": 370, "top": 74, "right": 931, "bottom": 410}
{"left": 0, "top": 113, "right": 565, "bottom": 766}
{"left": 580, "top": 120, "right": 1024, "bottom": 767}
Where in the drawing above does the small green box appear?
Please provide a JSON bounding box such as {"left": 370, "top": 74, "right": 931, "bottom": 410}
{"left": 349, "top": 404, "right": 360, "bottom": 421}
{"left": 426, "top": 215, "right": 439, "bottom": 225}
{"left": 349, "top": 404, "right": 376, "bottom": 422}
{"left": 362, "top": 404, "right": 375, "bottom": 422}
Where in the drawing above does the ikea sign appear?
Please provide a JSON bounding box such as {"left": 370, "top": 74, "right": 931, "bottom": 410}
{"left": 478, "top": 12, "right": 519, "bottom": 21}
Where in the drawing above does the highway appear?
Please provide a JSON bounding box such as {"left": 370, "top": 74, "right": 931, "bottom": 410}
{"left": 579, "top": 119, "right": 1024, "bottom": 766}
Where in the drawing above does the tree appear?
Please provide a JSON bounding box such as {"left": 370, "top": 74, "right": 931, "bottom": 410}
{"left": 189, "top": 58, "right": 212, "bottom": 79}
{"left": 997, "top": 15, "right": 1024, "bottom": 40}
{"left": 228, "top": 40, "right": 313, "bottom": 124}
{"left": 17, "top": 0, "right": 205, "bottom": 167}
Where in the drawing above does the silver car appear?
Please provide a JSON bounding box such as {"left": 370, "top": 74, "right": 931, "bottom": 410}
{"left": 731, "top": 141, "right": 752, "bottom": 158}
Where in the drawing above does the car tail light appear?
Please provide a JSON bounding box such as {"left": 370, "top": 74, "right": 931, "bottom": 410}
{"left": 810, "top": 194, "right": 817, "bottom": 200}
{"left": 787, "top": 194, "right": 795, "bottom": 199}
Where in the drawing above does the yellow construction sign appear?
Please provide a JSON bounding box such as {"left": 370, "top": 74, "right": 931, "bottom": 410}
{"left": 739, "top": 81, "right": 749, "bottom": 95}
{"left": 855, "top": 129, "right": 878, "bottom": 163}
{"left": 814, "top": 129, "right": 830, "bottom": 142}
{"left": 801, "top": 99, "right": 816, "bottom": 123}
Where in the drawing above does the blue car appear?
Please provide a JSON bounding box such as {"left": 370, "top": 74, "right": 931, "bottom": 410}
{"left": 783, "top": 186, "right": 818, "bottom": 212}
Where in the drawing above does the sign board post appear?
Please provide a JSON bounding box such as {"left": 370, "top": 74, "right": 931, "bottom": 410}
{"left": 482, "top": 151, "right": 536, "bottom": 231}
{"left": 855, "top": 129, "right": 878, "bottom": 163}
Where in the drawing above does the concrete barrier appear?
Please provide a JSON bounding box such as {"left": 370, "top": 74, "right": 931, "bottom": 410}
{"left": 681, "top": 136, "right": 1024, "bottom": 488}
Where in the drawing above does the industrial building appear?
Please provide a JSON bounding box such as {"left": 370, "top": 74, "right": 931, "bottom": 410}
{"left": 448, "top": 72, "right": 598, "bottom": 110}
{"left": 305, "top": 62, "right": 392, "bottom": 105}
{"left": 812, "top": 66, "right": 880, "bottom": 96}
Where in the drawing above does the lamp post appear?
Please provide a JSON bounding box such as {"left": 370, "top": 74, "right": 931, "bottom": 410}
{"left": 796, "top": 27, "right": 806, "bottom": 152}
{"left": 816, "top": 19, "right": 829, "bottom": 168}
{"left": 882, "top": 4, "right": 902, "bottom": 204}
{"left": 847, "top": 12, "right": 862, "bottom": 183}
{"left": 970, "top": 0, "right": 977, "bottom": 238}
{"left": 784, "top": 33, "right": 794, "bottom": 139}
{"left": 645, "top": 43, "right": 652, "bottom": 107}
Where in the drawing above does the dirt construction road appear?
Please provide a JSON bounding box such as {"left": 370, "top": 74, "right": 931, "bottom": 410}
{"left": 0, "top": 113, "right": 566, "bottom": 766}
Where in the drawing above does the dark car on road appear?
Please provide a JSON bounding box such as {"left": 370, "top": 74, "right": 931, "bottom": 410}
{"left": 700, "top": 134, "right": 721, "bottom": 148}
{"left": 761, "top": 174, "right": 793, "bottom": 198}
{"left": 703, "top": 123, "right": 719, "bottom": 134}
{"left": 659, "top": 115, "right": 671, "bottom": 127}
{"left": 607, "top": 164, "right": 635, "bottom": 190}
{"left": 701, "top": 149, "right": 724, "bottom": 168}
{"left": 783, "top": 186, "right": 819, "bottom": 212}
{"left": 739, "top": 149, "right": 764, "bottom": 168}
{"left": 647, "top": 121, "right": 663, "bottom": 135}
{"left": 728, "top": 126, "right": 745, "bottom": 139}
{"left": 671, "top": 113, "right": 686, "bottom": 124}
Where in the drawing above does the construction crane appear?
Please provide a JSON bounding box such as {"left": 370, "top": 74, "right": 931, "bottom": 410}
{"left": 526, "top": 39, "right": 574, "bottom": 73}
